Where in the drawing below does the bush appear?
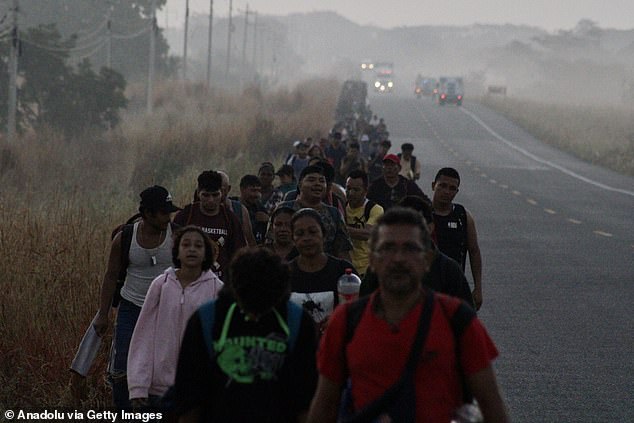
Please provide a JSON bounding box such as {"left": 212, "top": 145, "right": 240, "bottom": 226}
{"left": 479, "top": 96, "right": 634, "bottom": 176}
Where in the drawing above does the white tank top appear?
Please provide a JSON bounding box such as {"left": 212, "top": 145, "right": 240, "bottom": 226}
{"left": 120, "top": 221, "right": 173, "bottom": 307}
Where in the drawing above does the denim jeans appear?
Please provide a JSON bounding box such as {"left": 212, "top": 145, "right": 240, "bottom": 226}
{"left": 108, "top": 298, "right": 141, "bottom": 410}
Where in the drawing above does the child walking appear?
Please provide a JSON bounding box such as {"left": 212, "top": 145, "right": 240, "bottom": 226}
{"left": 127, "top": 225, "right": 223, "bottom": 408}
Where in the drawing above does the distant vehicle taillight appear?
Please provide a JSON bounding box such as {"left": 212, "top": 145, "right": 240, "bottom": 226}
{"left": 457, "top": 95, "right": 462, "bottom": 100}
{"left": 441, "top": 94, "right": 446, "bottom": 99}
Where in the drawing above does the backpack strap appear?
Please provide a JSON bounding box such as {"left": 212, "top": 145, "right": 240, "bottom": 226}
{"left": 286, "top": 301, "right": 303, "bottom": 354}
{"left": 198, "top": 300, "right": 217, "bottom": 358}
{"left": 231, "top": 199, "right": 244, "bottom": 226}
{"left": 344, "top": 295, "right": 371, "bottom": 347}
{"left": 198, "top": 300, "right": 303, "bottom": 359}
{"left": 111, "top": 223, "right": 134, "bottom": 308}
{"left": 185, "top": 203, "right": 197, "bottom": 226}
{"left": 118, "top": 224, "right": 134, "bottom": 281}
{"left": 438, "top": 296, "right": 476, "bottom": 403}
{"left": 410, "top": 156, "right": 416, "bottom": 173}
{"left": 362, "top": 199, "right": 377, "bottom": 223}
{"left": 449, "top": 300, "right": 475, "bottom": 338}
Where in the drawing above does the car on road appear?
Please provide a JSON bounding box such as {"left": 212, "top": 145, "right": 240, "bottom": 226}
{"left": 373, "top": 62, "right": 394, "bottom": 93}
{"left": 415, "top": 76, "right": 437, "bottom": 98}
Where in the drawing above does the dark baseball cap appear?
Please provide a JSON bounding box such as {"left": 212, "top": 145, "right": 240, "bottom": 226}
{"left": 139, "top": 185, "right": 180, "bottom": 213}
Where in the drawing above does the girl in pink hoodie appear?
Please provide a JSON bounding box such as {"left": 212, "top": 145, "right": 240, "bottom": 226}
{"left": 127, "top": 226, "right": 223, "bottom": 408}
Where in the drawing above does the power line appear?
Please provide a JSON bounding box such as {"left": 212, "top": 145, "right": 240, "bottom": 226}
{"left": 111, "top": 26, "right": 151, "bottom": 40}
{"left": 70, "top": 38, "right": 108, "bottom": 61}
{"left": 71, "top": 14, "right": 109, "bottom": 43}
{"left": 20, "top": 35, "right": 107, "bottom": 53}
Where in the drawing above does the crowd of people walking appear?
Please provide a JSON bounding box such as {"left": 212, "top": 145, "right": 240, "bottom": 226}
{"left": 70, "top": 116, "right": 509, "bottom": 422}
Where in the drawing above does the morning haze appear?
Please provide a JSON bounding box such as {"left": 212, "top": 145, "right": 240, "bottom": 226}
{"left": 167, "top": 0, "right": 634, "bottom": 31}
{"left": 163, "top": 4, "right": 634, "bottom": 107}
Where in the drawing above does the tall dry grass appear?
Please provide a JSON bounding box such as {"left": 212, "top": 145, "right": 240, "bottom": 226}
{"left": 0, "top": 78, "right": 339, "bottom": 408}
{"left": 479, "top": 96, "right": 634, "bottom": 176}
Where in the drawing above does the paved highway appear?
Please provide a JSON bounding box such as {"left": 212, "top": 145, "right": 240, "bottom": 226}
{"left": 369, "top": 94, "right": 634, "bottom": 422}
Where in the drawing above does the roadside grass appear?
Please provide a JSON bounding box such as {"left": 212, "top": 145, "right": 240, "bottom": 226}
{"left": 0, "top": 79, "right": 338, "bottom": 408}
{"left": 478, "top": 96, "right": 634, "bottom": 176}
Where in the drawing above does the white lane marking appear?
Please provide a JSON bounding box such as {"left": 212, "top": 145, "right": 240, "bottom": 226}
{"left": 490, "top": 179, "right": 498, "bottom": 184}
{"left": 527, "top": 198, "right": 538, "bottom": 205}
{"left": 500, "top": 184, "right": 508, "bottom": 189}
{"left": 567, "top": 218, "right": 582, "bottom": 224}
{"left": 544, "top": 208, "right": 557, "bottom": 214}
{"left": 593, "top": 230, "right": 613, "bottom": 237}
{"left": 460, "top": 107, "right": 634, "bottom": 198}
{"left": 512, "top": 190, "right": 521, "bottom": 196}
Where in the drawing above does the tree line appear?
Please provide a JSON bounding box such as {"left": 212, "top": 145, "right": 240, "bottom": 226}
{"left": 0, "top": 0, "right": 177, "bottom": 138}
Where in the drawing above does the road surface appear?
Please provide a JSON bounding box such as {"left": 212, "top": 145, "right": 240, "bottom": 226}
{"left": 370, "top": 94, "right": 634, "bottom": 422}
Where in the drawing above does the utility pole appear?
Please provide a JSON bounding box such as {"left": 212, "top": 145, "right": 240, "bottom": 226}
{"left": 182, "top": 0, "right": 189, "bottom": 81}
{"left": 206, "top": 0, "right": 213, "bottom": 88}
{"left": 106, "top": 18, "right": 112, "bottom": 68}
{"left": 7, "top": 0, "right": 18, "bottom": 143}
{"left": 241, "top": 4, "right": 249, "bottom": 67}
{"left": 225, "top": 0, "right": 232, "bottom": 78}
{"left": 251, "top": 11, "right": 257, "bottom": 72}
{"left": 147, "top": 0, "right": 157, "bottom": 114}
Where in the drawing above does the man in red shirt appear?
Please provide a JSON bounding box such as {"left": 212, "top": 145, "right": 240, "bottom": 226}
{"left": 307, "top": 207, "right": 509, "bottom": 423}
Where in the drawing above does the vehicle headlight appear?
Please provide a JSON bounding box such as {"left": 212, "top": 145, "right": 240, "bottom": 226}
{"left": 361, "top": 64, "right": 367, "bottom": 69}
{"left": 380, "top": 85, "right": 385, "bottom": 91}
{"left": 387, "top": 82, "right": 394, "bottom": 88}
{"left": 369, "top": 64, "right": 374, "bottom": 69}
{"left": 374, "top": 81, "right": 381, "bottom": 88}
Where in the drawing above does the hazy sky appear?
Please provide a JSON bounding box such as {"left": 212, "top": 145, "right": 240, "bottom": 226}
{"left": 160, "top": 0, "right": 634, "bottom": 32}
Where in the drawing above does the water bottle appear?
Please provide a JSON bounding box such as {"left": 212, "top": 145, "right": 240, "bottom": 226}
{"left": 451, "top": 402, "right": 483, "bottom": 423}
{"left": 337, "top": 268, "right": 361, "bottom": 304}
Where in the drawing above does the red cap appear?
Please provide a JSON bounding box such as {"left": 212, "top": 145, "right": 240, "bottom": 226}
{"left": 383, "top": 153, "right": 400, "bottom": 166}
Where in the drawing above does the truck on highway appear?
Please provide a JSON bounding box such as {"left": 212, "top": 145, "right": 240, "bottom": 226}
{"left": 437, "top": 77, "right": 464, "bottom": 106}
{"left": 335, "top": 80, "right": 371, "bottom": 127}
